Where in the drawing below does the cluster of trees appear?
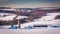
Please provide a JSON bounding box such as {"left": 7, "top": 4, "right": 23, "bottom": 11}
{"left": 0, "top": 7, "right": 11, "bottom": 9}
{"left": 0, "top": 7, "right": 60, "bottom": 25}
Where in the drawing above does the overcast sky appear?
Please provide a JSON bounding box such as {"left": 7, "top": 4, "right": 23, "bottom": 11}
{"left": 0, "top": 0, "right": 60, "bottom": 8}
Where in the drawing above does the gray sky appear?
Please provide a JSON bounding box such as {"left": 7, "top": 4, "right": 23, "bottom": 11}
{"left": 0, "top": 0, "right": 60, "bottom": 8}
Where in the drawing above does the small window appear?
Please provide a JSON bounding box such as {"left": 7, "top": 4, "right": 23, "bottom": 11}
{"left": 33, "top": 25, "right": 48, "bottom": 27}
{"left": 55, "top": 15, "right": 60, "bottom": 19}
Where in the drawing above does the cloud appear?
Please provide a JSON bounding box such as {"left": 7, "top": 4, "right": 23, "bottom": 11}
{"left": 0, "top": 0, "right": 10, "bottom": 2}
{"left": 0, "top": 0, "right": 11, "bottom": 6}
{"left": 1, "top": 2, "right": 59, "bottom": 8}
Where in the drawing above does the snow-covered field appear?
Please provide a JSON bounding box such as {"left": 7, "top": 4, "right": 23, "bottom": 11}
{"left": 0, "top": 13, "right": 60, "bottom": 34}
{"left": 0, "top": 27, "right": 60, "bottom": 34}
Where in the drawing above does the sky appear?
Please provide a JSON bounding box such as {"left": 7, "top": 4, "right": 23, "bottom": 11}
{"left": 0, "top": 0, "right": 60, "bottom": 8}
